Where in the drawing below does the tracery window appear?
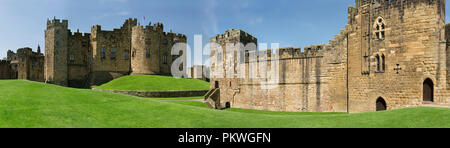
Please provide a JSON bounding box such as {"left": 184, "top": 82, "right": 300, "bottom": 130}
{"left": 374, "top": 17, "right": 386, "bottom": 40}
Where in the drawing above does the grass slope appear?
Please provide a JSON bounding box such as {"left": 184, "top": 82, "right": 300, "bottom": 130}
{"left": 93, "top": 75, "right": 210, "bottom": 91}
{"left": 1, "top": 80, "right": 450, "bottom": 128}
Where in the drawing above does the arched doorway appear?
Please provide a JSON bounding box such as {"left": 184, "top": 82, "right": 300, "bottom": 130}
{"left": 225, "top": 102, "right": 231, "bottom": 109}
{"left": 376, "top": 97, "right": 387, "bottom": 111}
{"left": 423, "top": 78, "right": 434, "bottom": 102}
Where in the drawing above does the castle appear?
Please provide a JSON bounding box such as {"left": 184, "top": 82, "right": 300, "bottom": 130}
{"left": 0, "top": 18, "right": 187, "bottom": 88}
{"left": 44, "top": 18, "right": 187, "bottom": 88}
{"left": 0, "top": 47, "right": 44, "bottom": 82}
{"left": 205, "top": 0, "right": 450, "bottom": 113}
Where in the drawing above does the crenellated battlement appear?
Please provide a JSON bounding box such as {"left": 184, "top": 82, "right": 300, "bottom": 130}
{"left": 133, "top": 22, "right": 165, "bottom": 33}
{"left": 47, "top": 18, "right": 68, "bottom": 29}
{"left": 121, "top": 18, "right": 138, "bottom": 30}
{"left": 213, "top": 29, "right": 257, "bottom": 42}
{"left": 355, "top": 0, "right": 372, "bottom": 8}
{"left": 70, "top": 29, "right": 91, "bottom": 38}
{"left": 133, "top": 23, "right": 186, "bottom": 40}
{"left": 166, "top": 32, "right": 187, "bottom": 40}
{"left": 0, "top": 60, "right": 9, "bottom": 64}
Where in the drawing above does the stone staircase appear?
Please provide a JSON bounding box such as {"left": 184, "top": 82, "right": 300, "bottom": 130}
{"left": 204, "top": 88, "right": 220, "bottom": 109}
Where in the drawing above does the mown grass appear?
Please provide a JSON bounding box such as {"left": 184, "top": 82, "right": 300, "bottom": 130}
{"left": 1, "top": 80, "right": 450, "bottom": 128}
{"left": 93, "top": 75, "right": 210, "bottom": 91}
{"left": 172, "top": 101, "right": 345, "bottom": 116}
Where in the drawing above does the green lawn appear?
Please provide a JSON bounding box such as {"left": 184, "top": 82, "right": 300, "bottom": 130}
{"left": 93, "top": 75, "right": 210, "bottom": 91}
{"left": 1, "top": 80, "right": 450, "bottom": 128}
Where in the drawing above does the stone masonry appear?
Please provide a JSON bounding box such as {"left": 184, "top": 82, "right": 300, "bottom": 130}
{"left": 207, "top": 0, "right": 450, "bottom": 113}
{"left": 44, "top": 18, "right": 186, "bottom": 88}
{"left": 0, "top": 47, "right": 45, "bottom": 82}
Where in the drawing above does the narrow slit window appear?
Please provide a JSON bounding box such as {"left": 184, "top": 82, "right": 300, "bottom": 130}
{"left": 376, "top": 55, "right": 381, "bottom": 72}
{"left": 381, "top": 54, "right": 386, "bottom": 72}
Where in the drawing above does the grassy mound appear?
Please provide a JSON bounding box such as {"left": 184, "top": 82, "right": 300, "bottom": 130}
{"left": 93, "top": 75, "right": 210, "bottom": 91}
{"left": 1, "top": 80, "right": 450, "bottom": 128}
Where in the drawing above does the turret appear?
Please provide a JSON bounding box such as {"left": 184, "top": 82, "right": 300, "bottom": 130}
{"left": 37, "top": 44, "right": 41, "bottom": 54}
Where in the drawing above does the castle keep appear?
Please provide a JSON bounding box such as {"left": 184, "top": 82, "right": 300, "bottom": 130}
{"left": 206, "top": 0, "right": 450, "bottom": 113}
{"left": 44, "top": 18, "right": 186, "bottom": 87}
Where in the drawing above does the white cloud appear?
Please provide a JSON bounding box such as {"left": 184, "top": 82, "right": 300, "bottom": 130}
{"left": 94, "top": 11, "right": 131, "bottom": 20}
{"left": 249, "top": 16, "right": 264, "bottom": 25}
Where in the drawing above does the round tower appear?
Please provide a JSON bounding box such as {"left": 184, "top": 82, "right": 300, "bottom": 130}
{"left": 130, "top": 25, "right": 160, "bottom": 75}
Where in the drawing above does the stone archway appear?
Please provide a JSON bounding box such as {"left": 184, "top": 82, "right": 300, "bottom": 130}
{"left": 376, "top": 97, "right": 387, "bottom": 111}
{"left": 423, "top": 78, "right": 434, "bottom": 102}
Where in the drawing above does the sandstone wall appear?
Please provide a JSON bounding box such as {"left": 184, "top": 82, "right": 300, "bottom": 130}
{"left": 45, "top": 19, "right": 69, "bottom": 86}
{"left": 210, "top": 29, "right": 348, "bottom": 112}
{"left": 0, "top": 60, "right": 12, "bottom": 79}
{"left": 347, "top": 0, "right": 449, "bottom": 112}
{"left": 68, "top": 31, "right": 91, "bottom": 87}
{"left": 90, "top": 18, "right": 137, "bottom": 74}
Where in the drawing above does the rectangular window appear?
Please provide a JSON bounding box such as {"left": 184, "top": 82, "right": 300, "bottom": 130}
{"left": 70, "top": 55, "right": 75, "bottom": 61}
{"left": 111, "top": 48, "right": 116, "bottom": 59}
{"left": 124, "top": 50, "right": 129, "bottom": 60}
{"left": 101, "top": 48, "right": 106, "bottom": 59}
{"left": 146, "top": 49, "right": 150, "bottom": 58}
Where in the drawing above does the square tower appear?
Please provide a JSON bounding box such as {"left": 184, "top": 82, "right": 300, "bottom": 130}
{"left": 45, "top": 18, "right": 69, "bottom": 86}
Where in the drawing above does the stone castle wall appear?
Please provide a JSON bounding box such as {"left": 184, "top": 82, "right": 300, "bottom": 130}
{"left": 41, "top": 18, "right": 186, "bottom": 88}
{"left": 131, "top": 23, "right": 187, "bottom": 75}
{"left": 347, "top": 0, "right": 449, "bottom": 112}
{"left": 0, "top": 60, "right": 13, "bottom": 79}
{"left": 90, "top": 18, "right": 137, "bottom": 74}
{"left": 210, "top": 29, "right": 348, "bottom": 112}
{"left": 209, "top": 0, "right": 450, "bottom": 113}
{"left": 7, "top": 47, "right": 44, "bottom": 82}
{"left": 68, "top": 31, "right": 91, "bottom": 87}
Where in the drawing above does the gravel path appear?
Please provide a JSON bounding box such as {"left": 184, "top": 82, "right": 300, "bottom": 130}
{"left": 156, "top": 99, "right": 204, "bottom": 102}
{"left": 422, "top": 104, "right": 450, "bottom": 109}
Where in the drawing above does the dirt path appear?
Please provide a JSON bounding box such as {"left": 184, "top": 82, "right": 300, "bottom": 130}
{"left": 422, "top": 104, "right": 450, "bottom": 109}
{"left": 156, "top": 99, "right": 204, "bottom": 102}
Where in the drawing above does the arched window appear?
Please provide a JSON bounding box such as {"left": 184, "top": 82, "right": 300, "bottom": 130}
{"left": 374, "top": 17, "right": 386, "bottom": 40}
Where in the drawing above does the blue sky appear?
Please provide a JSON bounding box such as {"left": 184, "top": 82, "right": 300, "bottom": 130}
{"left": 0, "top": 0, "right": 449, "bottom": 66}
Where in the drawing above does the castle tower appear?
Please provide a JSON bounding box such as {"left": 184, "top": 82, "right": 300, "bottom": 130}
{"left": 210, "top": 29, "right": 257, "bottom": 81}
{"left": 45, "top": 18, "right": 69, "bottom": 86}
{"left": 130, "top": 23, "right": 186, "bottom": 75}
{"left": 131, "top": 25, "right": 161, "bottom": 75}
{"left": 37, "top": 44, "right": 41, "bottom": 54}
